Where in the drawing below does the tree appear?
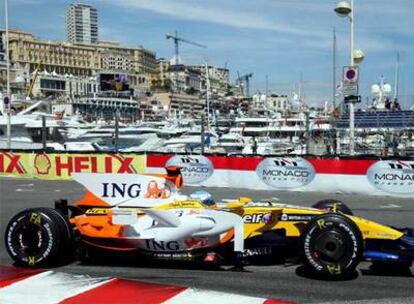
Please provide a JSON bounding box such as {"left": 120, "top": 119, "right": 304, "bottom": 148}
{"left": 185, "top": 87, "right": 197, "bottom": 95}
{"left": 163, "top": 78, "right": 172, "bottom": 92}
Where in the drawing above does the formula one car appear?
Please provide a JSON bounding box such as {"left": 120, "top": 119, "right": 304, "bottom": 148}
{"left": 4, "top": 167, "right": 414, "bottom": 278}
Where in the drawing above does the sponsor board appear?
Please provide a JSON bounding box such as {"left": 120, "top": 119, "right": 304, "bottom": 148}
{"left": 256, "top": 157, "right": 316, "bottom": 189}
{"left": 367, "top": 160, "right": 414, "bottom": 194}
{"left": 166, "top": 155, "right": 214, "bottom": 184}
{"left": 0, "top": 152, "right": 30, "bottom": 175}
{"left": 0, "top": 152, "right": 146, "bottom": 180}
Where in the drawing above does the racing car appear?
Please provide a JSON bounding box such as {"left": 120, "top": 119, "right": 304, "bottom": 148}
{"left": 4, "top": 167, "right": 414, "bottom": 278}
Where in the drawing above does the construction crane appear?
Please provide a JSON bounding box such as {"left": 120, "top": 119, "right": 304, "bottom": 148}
{"left": 166, "top": 31, "right": 206, "bottom": 65}
{"left": 166, "top": 31, "right": 206, "bottom": 92}
{"left": 26, "top": 61, "right": 42, "bottom": 100}
{"left": 236, "top": 73, "right": 253, "bottom": 97}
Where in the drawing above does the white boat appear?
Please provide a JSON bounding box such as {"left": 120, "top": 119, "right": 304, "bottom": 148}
{"left": 158, "top": 128, "right": 218, "bottom": 153}
{"left": 0, "top": 113, "right": 66, "bottom": 150}
{"left": 211, "top": 133, "right": 245, "bottom": 153}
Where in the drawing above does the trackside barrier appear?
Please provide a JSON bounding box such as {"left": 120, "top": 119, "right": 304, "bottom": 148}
{"left": 146, "top": 154, "right": 414, "bottom": 198}
{"left": 1, "top": 151, "right": 413, "bottom": 197}
{"left": 0, "top": 152, "right": 146, "bottom": 180}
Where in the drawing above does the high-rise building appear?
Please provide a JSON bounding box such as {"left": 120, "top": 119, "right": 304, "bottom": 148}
{"left": 66, "top": 3, "right": 98, "bottom": 44}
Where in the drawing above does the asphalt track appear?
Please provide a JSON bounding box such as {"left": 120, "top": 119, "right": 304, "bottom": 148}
{"left": 1, "top": 177, "right": 414, "bottom": 303}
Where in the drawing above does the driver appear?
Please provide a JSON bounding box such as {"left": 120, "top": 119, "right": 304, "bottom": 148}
{"left": 190, "top": 190, "right": 216, "bottom": 207}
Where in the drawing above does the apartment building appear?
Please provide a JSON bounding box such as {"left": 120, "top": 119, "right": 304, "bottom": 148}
{"left": 66, "top": 3, "right": 98, "bottom": 44}
{"left": 3, "top": 29, "right": 157, "bottom": 98}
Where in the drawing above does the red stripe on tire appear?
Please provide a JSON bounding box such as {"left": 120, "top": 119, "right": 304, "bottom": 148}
{"left": 60, "top": 278, "right": 187, "bottom": 304}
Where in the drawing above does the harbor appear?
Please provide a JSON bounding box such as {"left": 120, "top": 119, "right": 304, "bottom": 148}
{"left": 0, "top": 2, "right": 413, "bottom": 157}
{"left": 1, "top": 2, "right": 414, "bottom": 303}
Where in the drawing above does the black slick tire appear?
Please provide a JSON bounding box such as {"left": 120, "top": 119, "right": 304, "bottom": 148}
{"left": 300, "top": 213, "right": 363, "bottom": 277}
{"left": 4, "top": 208, "right": 73, "bottom": 267}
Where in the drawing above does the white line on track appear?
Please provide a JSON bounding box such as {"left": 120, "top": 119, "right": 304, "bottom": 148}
{"left": 379, "top": 204, "right": 401, "bottom": 209}
{"left": 15, "top": 188, "right": 34, "bottom": 192}
{"left": 164, "top": 288, "right": 267, "bottom": 304}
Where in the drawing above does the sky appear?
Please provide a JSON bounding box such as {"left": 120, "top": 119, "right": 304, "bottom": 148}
{"left": 2, "top": 0, "right": 414, "bottom": 108}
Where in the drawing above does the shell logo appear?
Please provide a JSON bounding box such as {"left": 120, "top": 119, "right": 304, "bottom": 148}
{"left": 34, "top": 153, "right": 52, "bottom": 175}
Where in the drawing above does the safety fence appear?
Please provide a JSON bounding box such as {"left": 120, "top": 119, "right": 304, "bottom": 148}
{"left": 146, "top": 154, "right": 414, "bottom": 198}
{"left": 1, "top": 151, "right": 413, "bottom": 197}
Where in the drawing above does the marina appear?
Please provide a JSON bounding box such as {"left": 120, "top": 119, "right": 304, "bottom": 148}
{"left": 0, "top": 2, "right": 414, "bottom": 303}
{"left": 0, "top": 0, "right": 413, "bottom": 157}
{"left": 0, "top": 94, "right": 413, "bottom": 156}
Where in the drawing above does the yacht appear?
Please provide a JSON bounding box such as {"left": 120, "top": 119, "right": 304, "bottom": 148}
{"left": 211, "top": 133, "right": 245, "bottom": 154}
{"left": 158, "top": 128, "right": 219, "bottom": 153}
{"left": 0, "top": 114, "right": 66, "bottom": 150}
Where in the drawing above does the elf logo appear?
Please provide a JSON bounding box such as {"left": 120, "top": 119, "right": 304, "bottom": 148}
{"left": 243, "top": 213, "right": 274, "bottom": 224}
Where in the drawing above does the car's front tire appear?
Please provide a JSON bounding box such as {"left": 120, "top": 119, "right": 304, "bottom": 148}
{"left": 300, "top": 213, "right": 363, "bottom": 277}
{"left": 5, "top": 208, "right": 73, "bottom": 267}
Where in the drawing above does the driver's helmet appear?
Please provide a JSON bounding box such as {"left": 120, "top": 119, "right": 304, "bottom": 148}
{"left": 190, "top": 190, "right": 215, "bottom": 207}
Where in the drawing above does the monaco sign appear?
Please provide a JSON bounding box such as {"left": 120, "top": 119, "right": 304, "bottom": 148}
{"left": 256, "top": 157, "right": 316, "bottom": 189}
{"left": 367, "top": 160, "right": 414, "bottom": 195}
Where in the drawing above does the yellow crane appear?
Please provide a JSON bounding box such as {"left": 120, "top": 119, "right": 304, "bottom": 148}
{"left": 26, "top": 61, "right": 42, "bottom": 99}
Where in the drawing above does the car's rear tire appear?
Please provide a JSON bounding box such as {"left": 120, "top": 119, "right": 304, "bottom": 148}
{"left": 300, "top": 213, "right": 363, "bottom": 277}
{"left": 312, "top": 199, "right": 353, "bottom": 216}
{"left": 4, "top": 208, "right": 73, "bottom": 267}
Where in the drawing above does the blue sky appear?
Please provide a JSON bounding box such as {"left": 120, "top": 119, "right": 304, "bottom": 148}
{"left": 3, "top": 0, "right": 414, "bottom": 108}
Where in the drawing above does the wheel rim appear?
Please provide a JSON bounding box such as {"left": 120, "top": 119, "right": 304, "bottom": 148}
{"left": 9, "top": 219, "right": 51, "bottom": 262}
{"left": 312, "top": 230, "right": 347, "bottom": 263}
{"left": 19, "top": 223, "right": 43, "bottom": 255}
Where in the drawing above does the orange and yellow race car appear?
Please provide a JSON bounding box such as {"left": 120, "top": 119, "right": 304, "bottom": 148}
{"left": 4, "top": 167, "right": 414, "bottom": 278}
